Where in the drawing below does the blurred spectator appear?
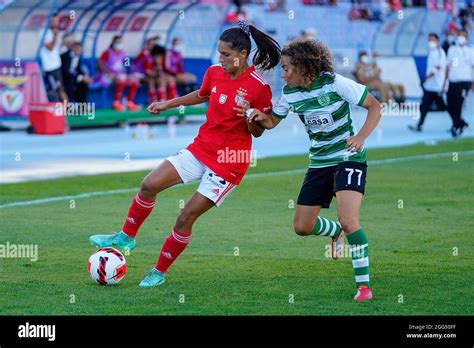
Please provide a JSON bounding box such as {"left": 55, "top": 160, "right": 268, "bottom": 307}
{"left": 165, "top": 38, "right": 198, "bottom": 95}
{"left": 96, "top": 35, "right": 141, "bottom": 112}
{"left": 443, "top": 29, "right": 473, "bottom": 136}
{"left": 60, "top": 32, "right": 75, "bottom": 54}
{"left": 388, "top": 0, "right": 402, "bottom": 11}
{"left": 40, "top": 12, "right": 68, "bottom": 103}
{"left": 446, "top": 17, "right": 459, "bottom": 33}
{"left": 60, "top": 42, "right": 91, "bottom": 104}
{"left": 408, "top": 33, "right": 447, "bottom": 132}
{"left": 355, "top": 50, "right": 405, "bottom": 103}
{"left": 151, "top": 37, "right": 178, "bottom": 101}
{"left": 442, "top": 29, "right": 457, "bottom": 54}
{"left": 297, "top": 27, "right": 317, "bottom": 40}
{"left": 226, "top": 8, "right": 248, "bottom": 23}
{"left": 131, "top": 37, "right": 159, "bottom": 103}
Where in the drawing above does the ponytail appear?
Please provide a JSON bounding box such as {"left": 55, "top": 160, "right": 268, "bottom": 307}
{"left": 249, "top": 25, "right": 281, "bottom": 71}
{"left": 219, "top": 22, "right": 281, "bottom": 72}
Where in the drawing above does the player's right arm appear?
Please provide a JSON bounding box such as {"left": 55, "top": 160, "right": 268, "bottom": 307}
{"left": 248, "top": 92, "right": 289, "bottom": 129}
{"left": 247, "top": 110, "right": 282, "bottom": 129}
{"left": 147, "top": 90, "right": 208, "bottom": 115}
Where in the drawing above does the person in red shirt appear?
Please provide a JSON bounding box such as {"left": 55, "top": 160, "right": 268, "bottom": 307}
{"left": 131, "top": 37, "right": 159, "bottom": 103}
{"left": 96, "top": 35, "right": 141, "bottom": 111}
{"left": 89, "top": 20, "right": 281, "bottom": 288}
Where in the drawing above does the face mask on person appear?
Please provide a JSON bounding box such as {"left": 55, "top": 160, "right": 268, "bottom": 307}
{"left": 113, "top": 43, "right": 123, "bottom": 50}
{"left": 447, "top": 35, "right": 456, "bottom": 44}
{"left": 360, "top": 55, "right": 369, "bottom": 64}
{"left": 173, "top": 44, "right": 183, "bottom": 53}
{"left": 457, "top": 36, "right": 467, "bottom": 46}
{"left": 428, "top": 41, "right": 438, "bottom": 50}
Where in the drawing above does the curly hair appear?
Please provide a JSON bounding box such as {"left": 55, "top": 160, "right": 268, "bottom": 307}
{"left": 281, "top": 39, "right": 334, "bottom": 83}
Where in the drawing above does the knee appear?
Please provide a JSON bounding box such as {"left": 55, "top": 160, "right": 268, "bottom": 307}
{"left": 139, "top": 179, "right": 156, "bottom": 197}
{"left": 176, "top": 208, "right": 198, "bottom": 227}
{"left": 338, "top": 216, "right": 360, "bottom": 234}
{"left": 293, "top": 219, "right": 312, "bottom": 236}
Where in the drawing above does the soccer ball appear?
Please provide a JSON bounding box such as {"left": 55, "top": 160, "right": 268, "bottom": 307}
{"left": 88, "top": 247, "right": 127, "bottom": 285}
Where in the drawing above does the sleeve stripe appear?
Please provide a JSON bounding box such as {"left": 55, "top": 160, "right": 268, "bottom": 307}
{"left": 250, "top": 72, "right": 267, "bottom": 86}
{"left": 357, "top": 86, "right": 369, "bottom": 106}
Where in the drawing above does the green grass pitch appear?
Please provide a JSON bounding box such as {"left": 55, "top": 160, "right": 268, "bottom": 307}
{"left": 0, "top": 138, "right": 473, "bottom": 315}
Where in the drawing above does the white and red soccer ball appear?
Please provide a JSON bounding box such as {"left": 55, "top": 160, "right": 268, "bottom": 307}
{"left": 88, "top": 247, "right": 127, "bottom": 285}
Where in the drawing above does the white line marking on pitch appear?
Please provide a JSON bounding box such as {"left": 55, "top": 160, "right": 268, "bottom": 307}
{"left": 1, "top": 150, "right": 473, "bottom": 209}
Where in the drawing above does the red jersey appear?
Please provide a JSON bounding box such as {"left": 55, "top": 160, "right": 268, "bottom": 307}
{"left": 187, "top": 65, "right": 272, "bottom": 185}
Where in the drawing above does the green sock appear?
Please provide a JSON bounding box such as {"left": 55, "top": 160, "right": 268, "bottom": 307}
{"left": 311, "top": 216, "right": 341, "bottom": 237}
{"left": 347, "top": 229, "right": 370, "bottom": 288}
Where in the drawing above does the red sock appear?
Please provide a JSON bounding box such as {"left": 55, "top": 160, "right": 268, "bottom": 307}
{"left": 121, "top": 193, "right": 155, "bottom": 237}
{"left": 158, "top": 86, "right": 166, "bottom": 101}
{"left": 127, "top": 80, "right": 139, "bottom": 101}
{"left": 155, "top": 227, "right": 191, "bottom": 273}
{"left": 114, "top": 81, "right": 126, "bottom": 101}
{"left": 148, "top": 89, "right": 157, "bottom": 102}
{"left": 167, "top": 83, "right": 178, "bottom": 100}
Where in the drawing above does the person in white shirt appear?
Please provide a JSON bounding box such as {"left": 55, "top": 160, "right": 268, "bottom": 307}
{"left": 39, "top": 13, "right": 68, "bottom": 102}
{"left": 409, "top": 33, "right": 447, "bottom": 132}
{"left": 443, "top": 29, "right": 473, "bottom": 137}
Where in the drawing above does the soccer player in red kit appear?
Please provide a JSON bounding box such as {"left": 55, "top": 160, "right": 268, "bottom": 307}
{"left": 89, "top": 21, "right": 281, "bottom": 288}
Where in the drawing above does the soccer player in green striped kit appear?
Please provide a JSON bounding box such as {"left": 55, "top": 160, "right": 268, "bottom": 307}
{"left": 241, "top": 39, "right": 382, "bottom": 300}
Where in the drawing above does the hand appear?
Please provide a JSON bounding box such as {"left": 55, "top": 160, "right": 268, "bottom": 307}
{"left": 247, "top": 109, "right": 270, "bottom": 123}
{"left": 83, "top": 76, "right": 93, "bottom": 84}
{"left": 147, "top": 101, "right": 170, "bottom": 115}
{"left": 346, "top": 135, "right": 365, "bottom": 153}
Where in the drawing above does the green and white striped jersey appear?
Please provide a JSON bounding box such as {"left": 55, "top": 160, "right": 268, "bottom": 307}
{"left": 272, "top": 72, "right": 369, "bottom": 168}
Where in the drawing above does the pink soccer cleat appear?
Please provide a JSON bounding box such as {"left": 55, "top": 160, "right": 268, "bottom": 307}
{"left": 354, "top": 286, "right": 373, "bottom": 301}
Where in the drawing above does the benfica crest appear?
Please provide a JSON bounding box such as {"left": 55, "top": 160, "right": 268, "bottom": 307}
{"left": 234, "top": 88, "right": 248, "bottom": 106}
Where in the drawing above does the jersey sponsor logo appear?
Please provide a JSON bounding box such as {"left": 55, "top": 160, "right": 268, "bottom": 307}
{"left": 207, "top": 172, "right": 227, "bottom": 187}
{"left": 219, "top": 94, "right": 227, "bottom": 104}
{"left": 211, "top": 86, "right": 217, "bottom": 93}
{"left": 305, "top": 112, "right": 334, "bottom": 130}
{"left": 317, "top": 94, "right": 331, "bottom": 107}
{"left": 212, "top": 188, "right": 220, "bottom": 196}
{"left": 126, "top": 217, "right": 136, "bottom": 224}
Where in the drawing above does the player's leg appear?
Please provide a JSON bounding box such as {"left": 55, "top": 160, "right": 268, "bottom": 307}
{"left": 446, "top": 82, "right": 463, "bottom": 135}
{"left": 157, "top": 75, "right": 167, "bottom": 101}
{"left": 112, "top": 75, "right": 127, "bottom": 111}
{"left": 334, "top": 161, "right": 371, "bottom": 301}
{"left": 139, "top": 192, "right": 215, "bottom": 288}
{"left": 293, "top": 167, "right": 345, "bottom": 260}
{"left": 458, "top": 83, "right": 470, "bottom": 133}
{"left": 409, "top": 91, "right": 433, "bottom": 131}
{"left": 166, "top": 74, "right": 178, "bottom": 100}
{"left": 89, "top": 160, "right": 183, "bottom": 249}
{"left": 126, "top": 74, "right": 141, "bottom": 111}
{"left": 140, "top": 167, "right": 236, "bottom": 287}
{"left": 145, "top": 76, "right": 157, "bottom": 103}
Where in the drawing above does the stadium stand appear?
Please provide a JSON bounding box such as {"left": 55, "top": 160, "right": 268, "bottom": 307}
{"left": 0, "top": 0, "right": 472, "bottom": 126}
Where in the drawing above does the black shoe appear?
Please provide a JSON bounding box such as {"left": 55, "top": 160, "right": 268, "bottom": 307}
{"left": 408, "top": 125, "right": 422, "bottom": 132}
{"left": 451, "top": 127, "right": 460, "bottom": 137}
{"left": 459, "top": 123, "right": 469, "bottom": 134}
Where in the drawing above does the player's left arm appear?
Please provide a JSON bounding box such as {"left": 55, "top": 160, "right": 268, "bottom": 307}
{"left": 346, "top": 93, "right": 382, "bottom": 152}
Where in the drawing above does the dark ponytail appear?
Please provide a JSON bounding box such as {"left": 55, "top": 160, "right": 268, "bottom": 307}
{"left": 219, "top": 22, "right": 281, "bottom": 72}
{"left": 249, "top": 25, "right": 281, "bottom": 71}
